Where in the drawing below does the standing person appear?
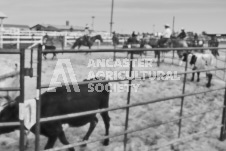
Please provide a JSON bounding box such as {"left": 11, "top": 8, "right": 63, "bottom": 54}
{"left": 158, "top": 24, "right": 172, "bottom": 47}
{"left": 177, "top": 28, "right": 187, "bottom": 39}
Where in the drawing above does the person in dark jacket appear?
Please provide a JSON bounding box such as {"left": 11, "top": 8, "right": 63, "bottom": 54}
{"left": 177, "top": 28, "right": 186, "bottom": 39}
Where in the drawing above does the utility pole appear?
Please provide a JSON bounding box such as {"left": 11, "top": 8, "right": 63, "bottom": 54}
{"left": 92, "top": 16, "right": 95, "bottom": 31}
{"left": 172, "top": 16, "right": 175, "bottom": 34}
{"left": 110, "top": 0, "right": 114, "bottom": 36}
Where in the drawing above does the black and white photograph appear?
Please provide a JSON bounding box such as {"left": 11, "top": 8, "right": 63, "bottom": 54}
{"left": 0, "top": 0, "right": 226, "bottom": 151}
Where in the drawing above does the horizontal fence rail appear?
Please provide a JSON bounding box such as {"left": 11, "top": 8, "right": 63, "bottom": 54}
{"left": 0, "top": 49, "right": 21, "bottom": 54}
{"left": 40, "top": 46, "right": 226, "bottom": 54}
{"left": 39, "top": 86, "right": 225, "bottom": 123}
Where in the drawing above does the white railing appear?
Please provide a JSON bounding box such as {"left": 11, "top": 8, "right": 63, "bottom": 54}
{"left": 0, "top": 30, "right": 127, "bottom": 49}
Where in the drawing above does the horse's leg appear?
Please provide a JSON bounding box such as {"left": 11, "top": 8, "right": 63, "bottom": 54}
{"left": 43, "top": 53, "right": 47, "bottom": 60}
{"left": 100, "top": 112, "right": 110, "bottom": 146}
{"left": 206, "top": 73, "right": 213, "bottom": 87}
{"left": 52, "top": 52, "right": 56, "bottom": 60}
{"left": 161, "top": 51, "right": 165, "bottom": 62}
{"left": 82, "top": 117, "right": 98, "bottom": 146}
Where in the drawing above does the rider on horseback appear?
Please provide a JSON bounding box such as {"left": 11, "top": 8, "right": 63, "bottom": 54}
{"left": 84, "top": 24, "right": 90, "bottom": 45}
{"left": 131, "top": 31, "right": 139, "bottom": 43}
{"left": 177, "top": 28, "right": 187, "bottom": 39}
{"left": 158, "top": 24, "right": 172, "bottom": 47}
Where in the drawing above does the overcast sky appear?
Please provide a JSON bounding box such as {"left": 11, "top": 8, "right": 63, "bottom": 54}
{"left": 0, "top": 0, "right": 225, "bottom": 34}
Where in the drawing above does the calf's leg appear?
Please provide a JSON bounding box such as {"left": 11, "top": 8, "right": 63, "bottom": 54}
{"left": 197, "top": 72, "right": 200, "bottom": 82}
{"left": 45, "top": 136, "right": 58, "bottom": 150}
{"left": 101, "top": 112, "right": 111, "bottom": 146}
{"left": 206, "top": 73, "right": 212, "bottom": 88}
{"left": 80, "top": 116, "right": 98, "bottom": 147}
{"left": 58, "top": 131, "right": 75, "bottom": 151}
{"left": 191, "top": 67, "right": 196, "bottom": 81}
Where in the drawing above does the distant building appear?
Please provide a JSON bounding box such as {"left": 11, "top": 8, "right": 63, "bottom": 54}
{"left": 3, "top": 24, "right": 30, "bottom": 32}
{"left": 30, "top": 23, "right": 87, "bottom": 32}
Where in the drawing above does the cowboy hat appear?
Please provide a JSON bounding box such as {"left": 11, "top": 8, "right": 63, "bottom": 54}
{"left": 164, "top": 24, "right": 170, "bottom": 27}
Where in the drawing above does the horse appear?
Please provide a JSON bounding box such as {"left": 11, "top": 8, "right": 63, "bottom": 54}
{"left": 42, "top": 35, "right": 64, "bottom": 60}
{"left": 186, "top": 35, "right": 205, "bottom": 54}
{"left": 140, "top": 36, "right": 188, "bottom": 64}
{"left": 123, "top": 36, "right": 147, "bottom": 57}
{"left": 43, "top": 45, "right": 57, "bottom": 60}
{"left": 170, "top": 36, "right": 189, "bottom": 65}
{"left": 71, "top": 35, "right": 103, "bottom": 49}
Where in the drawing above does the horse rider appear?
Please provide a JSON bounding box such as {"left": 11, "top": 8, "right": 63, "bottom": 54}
{"left": 112, "top": 31, "right": 117, "bottom": 41}
{"left": 112, "top": 31, "right": 116, "bottom": 37}
{"left": 208, "top": 35, "right": 219, "bottom": 56}
{"left": 177, "top": 28, "right": 187, "bottom": 39}
{"left": 131, "top": 31, "right": 139, "bottom": 43}
{"left": 42, "top": 33, "right": 54, "bottom": 48}
{"left": 158, "top": 24, "right": 172, "bottom": 47}
{"left": 132, "top": 31, "right": 137, "bottom": 38}
{"left": 42, "top": 33, "right": 49, "bottom": 45}
{"left": 194, "top": 33, "right": 199, "bottom": 45}
{"left": 84, "top": 24, "right": 90, "bottom": 43}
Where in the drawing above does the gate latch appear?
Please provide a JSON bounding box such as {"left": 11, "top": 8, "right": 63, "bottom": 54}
{"left": 24, "top": 68, "right": 33, "bottom": 77}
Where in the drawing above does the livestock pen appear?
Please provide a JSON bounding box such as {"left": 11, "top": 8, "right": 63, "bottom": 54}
{"left": 1, "top": 46, "right": 226, "bottom": 151}
{"left": 36, "top": 46, "right": 226, "bottom": 151}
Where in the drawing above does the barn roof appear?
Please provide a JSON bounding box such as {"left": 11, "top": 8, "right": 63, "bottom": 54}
{"left": 4, "top": 24, "right": 30, "bottom": 29}
{"left": 31, "top": 24, "right": 85, "bottom": 31}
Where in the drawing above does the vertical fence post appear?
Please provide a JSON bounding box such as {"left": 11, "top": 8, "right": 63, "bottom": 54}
{"left": 30, "top": 48, "right": 33, "bottom": 69}
{"left": 215, "top": 55, "right": 218, "bottom": 76}
{"left": 0, "top": 30, "right": 2, "bottom": 49}
{"left": 35, "top": 44, "right": 42, "bottom": 151}
{"left": 157, "top": 50, "right": 160, "bottom": 67}
{"left": 223, "top": 51, "right": 226, "bottom": 81}
{"left": 172, "top": 50, "right": 175, "bottom": 64}
{"left": 19, "top": 48, "right": 25, "bottom": 151}
{"left": 17, "top": 34, "right": 20, "bottom": 49}
{"left": 64, "top": 35, "right": 67, "bottom": 49}
{"left": 220, "top": 86, "right": 226, "bottom": 141}
{"left": 113, "top": 46, "right": 116, "bottom": 61}
{"left": 123, "top": 51, "right": 133, "bottom": 151}
{"left": 178, "top": 51, "right": 188, "bottom": 138}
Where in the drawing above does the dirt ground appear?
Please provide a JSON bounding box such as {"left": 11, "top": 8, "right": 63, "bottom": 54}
{"left": 1, "top": 44, "right": 226, "bottom": 151}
